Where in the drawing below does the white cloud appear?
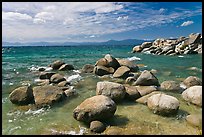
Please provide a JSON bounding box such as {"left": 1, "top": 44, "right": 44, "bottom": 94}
{"left": 180, "top": 20, "right": 194, "bottom": 27}
{"left": 2, "top": 11, "right": 32, "bottom": 21}
{"left": 90, "top": 35, "right": 95, "bottom": 38}
{"left": 33, "top": 18, "right": 46, "bottom": 24}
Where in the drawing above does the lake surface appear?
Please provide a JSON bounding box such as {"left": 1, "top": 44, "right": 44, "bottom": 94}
{"left": 2, "top": 45, "right": 202, "bottom": 135}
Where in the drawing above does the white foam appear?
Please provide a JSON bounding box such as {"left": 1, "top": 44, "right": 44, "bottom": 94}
{"left": 9, "top": 82, "right": 14, "bottom": 85}
{"left": 2, "top": 97, "right": 8, "bottom": 103}
{"left": 44, "top": 67, "right": 53, "bottom": 71}
{"left": 24, "top": 107, "right": 48, "bottom": 115}
{"left": 127, "top": 56, "right": 141, "bottom": 61}
{"left": 67, "top": 126, "right": 86, "bottom": 135}
{"left": 73, "top": 70, "right": 81, "bottom": 73}
{"left": 178, "top": 55, "right": 184, "bottom": 58}
{"left": 66, "top": 74, "right": 82, "bottom": 82}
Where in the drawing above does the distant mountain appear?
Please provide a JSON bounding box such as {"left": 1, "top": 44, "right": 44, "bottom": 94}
{"left": 2, "top": 39, "right": 147, "bottom": 47}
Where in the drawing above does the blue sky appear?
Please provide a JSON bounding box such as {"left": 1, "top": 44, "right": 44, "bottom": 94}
{"left": 2, "top": 2, "right": 202, "bottom": 42}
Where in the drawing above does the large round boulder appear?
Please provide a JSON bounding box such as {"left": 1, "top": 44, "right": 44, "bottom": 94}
{"left": 58, "top": 64, "right": 74, "bottom": 71}
{"left": 50, "top": 60, "right": 65, "bottom": 70}
{"left": 147, "top": 94, "right": 180, "bottom": 115}
{"left": 33, "top": 85, "right": 66, "bottom": 107}
{"left": 96, "top": 81, "right": 126, "bottom": 102}
{"left": 73, "top": 95, "right": 117, "bottom": 123}
{"left": 95, "top": 58, "right": 108, "bottom": 66}
{"left": 182, "top": 76, "right": 202, "bottom": 88}
{"left": 113, "top": 66, "right": 130, "bottom": 79}
{"left": 160, "top": 80, "right": 182, "bottom": 92}
{"left": 94, "top": 66, "right": 114, "bottom": 76}
{"left": 90, "top": 121, "right": 106, "bottom": 133}
{"left": 50, "top": 73, "right": 66, "bottom": 84}
{"left": 133, "top": 70, "right": 160, "bottom": 86}
{"left": 181, "top": 86, "right": 202, "bottom": 107}
{"left": 9, "top": 85, "right": 34, "bottom": 105}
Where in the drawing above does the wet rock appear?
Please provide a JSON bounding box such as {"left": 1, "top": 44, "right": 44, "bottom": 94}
{"left": 9, "top": 85, "right": 34, "bottom": 105}
{"left": 181, "top": 86, "right": 202, "bottom": 107}
{"left": 182, "top": 76, "right": 202, "bottom": 88}
{"left": 94, "top": 66, "right": 114, "bottom": 76}
{"left": 117, "top": 59, "right": 139, "bottom": 72}
{"left": 135, "top": 86, "right": 157, "bottom": 96}
{"left": 36, "top": 79, "right": 50, "bottom": 86}
{"left": 38, "top": 67, "right": 45, "bottom": 71}
{"left": 160, "top": 80, "right": 182, "bottom": 92}
{"left": 50, "top": 74, "right": 66, "bottom": 84}
{"left": 133, "top": 70, "right": 160, "bottom": 86}
{"left": 58, "top": 64, "right": 74, "bottom": 71}
{"left": 57, "top": 81, "right": 70, "bottom": 87}
{"left": 124, "top": 85, "right": 141, "bottom": 100}
{"left": 113, "top": 66, "right": 130, "bottom": 79}
{"left": 50, "top": 60, "right": 65, "bottom": 70}
{"left": 136, "top": 91, "right": 162, "bottom": 105}
{"left": 73, "top": 95, "right": 117, "bottom": 123}
{"left": 104, "top": 54, "right": 121, "bottom": 70}
{"left": 147, "top": 94, "right": 180, "bottom": 115}
{"left": 33, "top": 85, "right": 66, "bottom": 107}
{"left": 90, "top": 121, "right": 106, "bottom": 133}
{"left": 96, "top": 81, "right": 126, "bottom": 102}
{"left": 81, "top": 64, "right": 94, "bottom": 73}
{"left": 39, "top": 72, "right": 56, "bottom": 79}
{"left": 186, "top": 114, "right": 202, "bottom": 127}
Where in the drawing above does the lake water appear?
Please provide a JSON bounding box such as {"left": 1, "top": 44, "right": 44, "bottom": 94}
{"left": 2, "top": 45, "right": 202, "bottom": 135}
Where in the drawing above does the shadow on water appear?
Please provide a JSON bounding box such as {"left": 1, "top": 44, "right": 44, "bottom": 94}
{"left": 105, "top": 114, "right": 129, "bottom": 127}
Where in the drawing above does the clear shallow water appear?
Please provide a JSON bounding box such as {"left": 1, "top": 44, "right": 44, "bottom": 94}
{"left": 2, "top": 45, "right": 202, "bottom": 135}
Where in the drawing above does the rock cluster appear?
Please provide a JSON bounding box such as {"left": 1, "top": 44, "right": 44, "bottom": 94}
{"left": 132, "top": 33, "right": 202, "bottom": 55}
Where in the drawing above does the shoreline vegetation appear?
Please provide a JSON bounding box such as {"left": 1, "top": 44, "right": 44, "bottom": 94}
{"left": 7, "top": 32, "right": 202, "bottom": 134}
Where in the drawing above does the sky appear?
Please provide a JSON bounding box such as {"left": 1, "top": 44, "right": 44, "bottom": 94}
{"left": 2, "top": 2, "right": 202, "bottom": 43}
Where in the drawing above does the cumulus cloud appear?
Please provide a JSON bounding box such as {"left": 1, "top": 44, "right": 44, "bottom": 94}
{"left": 180, "top": 20, "right": 194, "bottom": 27}
{"left": 2, "top": 2, "right": 202, "bottom": 42}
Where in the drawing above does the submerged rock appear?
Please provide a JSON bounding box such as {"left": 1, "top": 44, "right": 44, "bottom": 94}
{"left": 181, "top": 86, "right": 202, "bottom": 107}
{"left": 160, "top": 80, "right": 182, "bottom": 92}
{"left": 73, "top": 95, "right": 117, "bottom": 123}
{"left": 96, "top": 81, "right": 126, "bottom": 102}
{"left": 135, "top": 86, "right": 157, "bottom": 96}
{"left": 9, "top": 85, "right": 34, "bottom": 105}
{"left": 186, "top": 114, "right": 202, "bottom": 128}
{"left": 147, "top": 94, "right": 180, "bottom": 116}
{"left": 39, "top": 72, "right": 56, "bottom": 79}
{"left": 50, "top": 74, "right": 66, "bottom": 84}
{"left": 133, "top": 70, "right": 160, "bottom": 86}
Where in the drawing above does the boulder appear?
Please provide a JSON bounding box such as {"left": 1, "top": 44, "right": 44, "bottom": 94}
{"left": 50, "top": 73, "right": 66, "bottom": 84}
{"left": 104, "top": 54, "right": 121, "bottom": 70}
{"left": 95, "top": 58, "right": 108, "bottom": 66}
{"left": 160, "top": 80, "right": 182, "bottom": 92}
{"left": 147, "top": 94, "right": 180, "bottom": 115}
{"left": 81, "top": 64, "right": 94, "bottom": 73}
{"left": 9, "top": 85, "right": 34, "bottom": 105}
{"left": 33, "top": 85, "right": 66, "bottom": 107}
{"left": 38, "top": 67, "right": 45, "bottom": 71}
{"left": 133, "top": 70, "right": 160, "bottom": 86}
{"left": 135, "top": 86, "right": 157, "bottom": 96}
{"left": 132, "top": 46, "right": 142, "bottom": 53}
{"left": 50, "top": 60, "right": 65, "bottom": 70}
{"left": 64, "top": 86, "right": 77, "bottom": 97}
{"left": 124, "top": 85, "right": 141, "bottom": 100}
{"left": 117, "top": 59, "right": 139, "bottom": 72}
{"left": 186, "top": 114, "right": 202, "bottom": 127}
{"left": 58, "top": 64, "right": 74, "bottom": 71}
{"left": 141, "top": 42, "right": 152, "bottom": 49}
{"left": 125, "top": 77, "right": 137, "bottom": 85}
{"left": 113, "top": 66, "right": 130, "bottom": 79}
{"left": 181, "top": 86, "right": 202, "bottom": 107}
{"left": 39, "top": 72, "right": 56, "bottom": 79}
{"left": 90, "top": 121, "right": 106, "bottom": 133}
{"left": 96, "top": 81, "right": 126, "bottom": 102}
{"left": 57, "top": 81, "right": 70, "bottom": 87}
{"left": 94, "top": 66, "right": 114, "bottom": 76}
{"left": 188, "top": 33, "right": 201, "bottom": 45}
{"left": 136, "top": 91, "right": 162, "bottom": 105}
{"left": 182, "top": 76, "right": 202, "bottom": 88}
{"left": 73, "top": 95, "right": 117, "bottom": 123}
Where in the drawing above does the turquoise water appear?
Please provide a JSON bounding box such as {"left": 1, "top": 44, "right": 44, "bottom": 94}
{"left": 2, "top": 45, "right": 202, "bottom": 135}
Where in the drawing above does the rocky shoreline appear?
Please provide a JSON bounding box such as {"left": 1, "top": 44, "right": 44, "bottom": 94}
{"left": 132, "top": 33, "right": 202, "bottom": 55}
{"left": 8, "top": 53, "right": 202, "bottom": 135}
